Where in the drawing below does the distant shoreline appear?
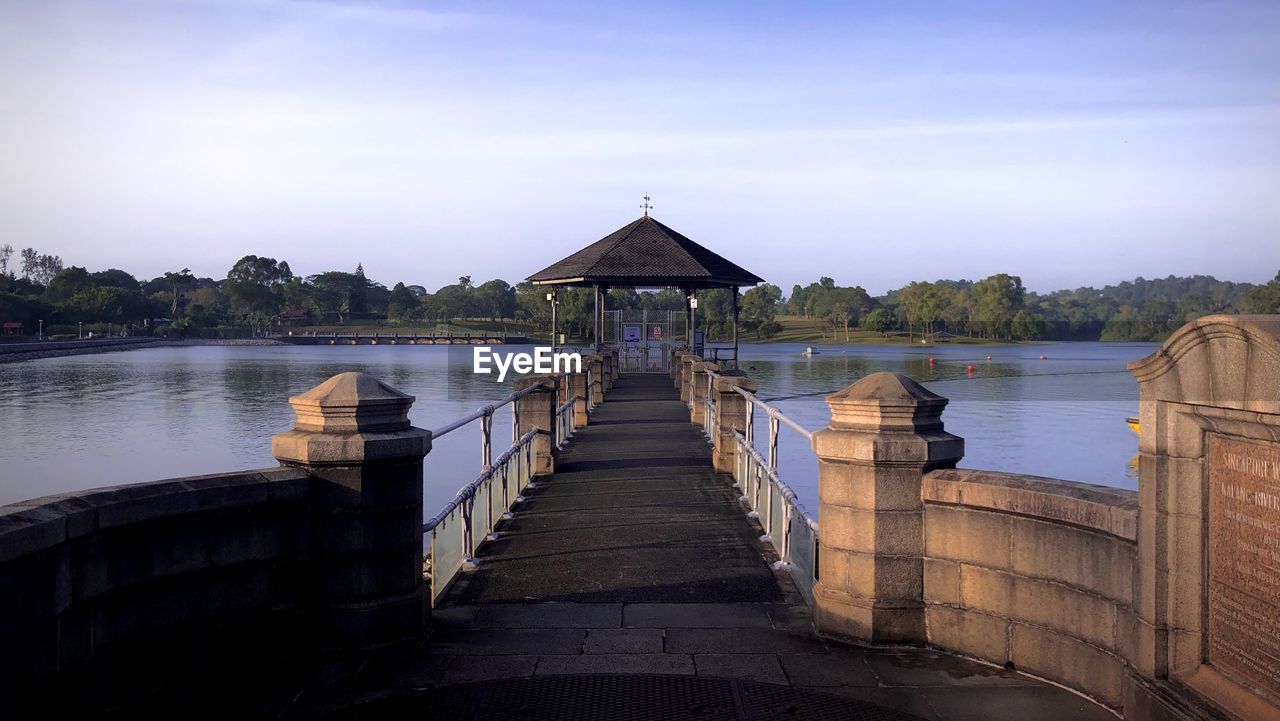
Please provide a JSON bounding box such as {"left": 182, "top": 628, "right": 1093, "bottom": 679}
{"left": 0, "top": 338, "right": 285, "bottom": 364}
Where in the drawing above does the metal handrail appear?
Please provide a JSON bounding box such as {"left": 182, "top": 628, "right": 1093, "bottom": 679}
{"left": 733, "top": 430, "right": 818, "bottom": 529}
{"left": 430, "top": 381, "right": 544, "bottom": 440}
{"left": 421, "top": 370, "right": 589, "bottom": 605}
{"left": 734, "top": 385, "right": 813, "bottom": 441}
{"left": 555, "top": 396, "right": 576, "bottom": 449}
{"left": 696, "top": 365, "right": 821, "bottom": 603}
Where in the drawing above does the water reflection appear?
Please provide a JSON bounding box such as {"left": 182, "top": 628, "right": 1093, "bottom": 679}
{"left": 0, "top": 342, "right": 1155, "bottom": 517}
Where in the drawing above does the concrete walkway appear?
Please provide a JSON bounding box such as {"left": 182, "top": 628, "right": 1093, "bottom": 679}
{"left": 294, "top": 375, "right": 1115, "bottom": 721}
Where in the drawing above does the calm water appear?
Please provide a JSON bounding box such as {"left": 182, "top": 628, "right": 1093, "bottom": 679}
{"left": 0, "top": 342, "right": 1156, "bottom": 514}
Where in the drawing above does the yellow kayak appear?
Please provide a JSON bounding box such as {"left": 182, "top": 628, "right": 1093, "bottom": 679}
{"left": 1126, "top": 417, "right": 1140, "bottom": 435}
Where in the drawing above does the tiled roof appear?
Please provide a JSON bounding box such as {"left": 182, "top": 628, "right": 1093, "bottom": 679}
{"left": 527, "top": 216, "right": 763, "bottom": 288}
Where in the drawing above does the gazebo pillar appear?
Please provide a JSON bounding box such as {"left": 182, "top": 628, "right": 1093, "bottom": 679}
{"left": 732, "top": 286, "right": 740, "bottom": 365}
{"left": 548, "top": 289, "right": 558, "bottom": 350}
{"left": 593, "top": 283, "right": 601, "bottom": 351}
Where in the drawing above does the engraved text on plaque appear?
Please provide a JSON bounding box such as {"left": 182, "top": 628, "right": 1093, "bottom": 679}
{"left": 1208, "top": 434, "right": 1280, "bottom": 699}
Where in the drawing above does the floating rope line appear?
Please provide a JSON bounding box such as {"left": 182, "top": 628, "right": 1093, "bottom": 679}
{"left": 758, "top": 368, "right": 1132, "bottom": 403}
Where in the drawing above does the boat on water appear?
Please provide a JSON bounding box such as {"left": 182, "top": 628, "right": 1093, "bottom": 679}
{"left": 803, "top": 347, "right": 820, "bottom": 357}
{"left": 1126, "top": 417, "right": 1140, "bottom": 434}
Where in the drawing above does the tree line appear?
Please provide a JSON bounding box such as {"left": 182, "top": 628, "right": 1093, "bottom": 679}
{"left": 0, "top": 242, "right": 1276, "bottom": 342}
{"left": 785, "top": 272, "right": 1280, "bottom": 342}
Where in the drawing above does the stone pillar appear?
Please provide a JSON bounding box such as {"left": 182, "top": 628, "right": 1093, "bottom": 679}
{"left": 671, "top": 351, "right": 689, "bottom": 388}
{"left": 1125, "top": 315, "right": 1280, "bottom": 720}
{"left": 586, "top": 354, "right": 605, "bottom": 405}
{"left": 271, "top": 372, "right": 432, "bottom": 649}
{"left": 569, "top": 369, "right": 589, "bottom": 428}
{"left": 603, "top": 349, "right": 617, "bottom": 389}
{"left": 515, "top": 374, "right": 556, "bottom": 476}
{"left": 811, "top": 372, "right": 963, "bottom": 645}
{"left": 690, "top": 361, "right": 719, "bottom": 427}
{"left": 712, "top": 374, "right": 758, "bottom": 473}
{"left": 679, "top": 354, "right": 700, "bottom": 403}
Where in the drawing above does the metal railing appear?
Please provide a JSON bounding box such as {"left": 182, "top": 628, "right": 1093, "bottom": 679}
{"left": 555, "top": 393, "right": 575, "bottom": 449}
{"left": 702, "top": 370, "right": 717, "bottom": 444}
{"left": 422, "top": 372, "right": 580, "bottom": 604}
{"left": 698, "top": 366, "right": 820, "bottom": 603}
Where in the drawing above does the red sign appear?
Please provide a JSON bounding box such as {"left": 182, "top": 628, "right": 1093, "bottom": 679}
{"left": 652, "top": 326, "right": 662, "bottom": 338}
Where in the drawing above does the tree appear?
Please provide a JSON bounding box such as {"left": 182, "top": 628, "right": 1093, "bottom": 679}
{"left": 44, "top": 266, "right": 96, "bottom": 304}
{"left": 20, "top": 248, "right": 39, "bottom": 281}
{"left": 387, "top": 282, "right": 417, "bottom": 322}
{"left": 309, "top": 271, "right": 366, "bottom": 323}
{"left": 970, "top": 274, "right": 1025, "bottom": 339}
{"left": 899, "top": 282, "right": 951, "bottom": 340}
{"left": 741, "top": 284, "right": 782, "bottom": 334}
{"left": 92, "top": 269, "right": 140, "bottom": 291}
{"left": 474, "top": 279, "right": 516, "bottom": 320}
{"left": 432, "top": 279, "right": 477, "bottom": 320}
{"left": 65, "top": 286, "right": 146, "bottom": 324}
{"left": 35, "top": 255, "right": 63, "bottom": 284}
{"left": 0, "top": 244, "right": 12, "bottom": 277}
{"left": 1236, "top": 271, "right": 1280, "bottom": 314}
{"left": 860, "top": 308, "right": 895, "bottom": 335}
{"left": 824, "top": 286, "right": 871, "bottom": 341}
{"left": 224, "top": 255, "right": 292, "bottom": 321}
{"left": 514, "top": 282, "right": 551, "bottom": 326}
{"left": 163, "top": 268, "right": 193, "bottom": 317}
{"left": 1011, "top": 310, "right": 1046, "bottom": 340}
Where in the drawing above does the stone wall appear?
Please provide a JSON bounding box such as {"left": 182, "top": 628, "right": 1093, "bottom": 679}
{"left": 920, "top": 468, "right": 1139, "bottom": 711}
{"left": 0, "top": 371, "right": 433, "bottom": 716}
{"left": 0, "top": 468, "right": 312, "bottom": 712}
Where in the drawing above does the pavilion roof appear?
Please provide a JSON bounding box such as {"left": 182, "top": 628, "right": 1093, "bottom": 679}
{"left": 526, "top": 216, "right": 764, "bottom": 289}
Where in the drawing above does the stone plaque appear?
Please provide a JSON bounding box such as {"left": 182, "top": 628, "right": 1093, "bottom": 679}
{"left": 1208, "top": 434, "right": 1280, "bottom": 699}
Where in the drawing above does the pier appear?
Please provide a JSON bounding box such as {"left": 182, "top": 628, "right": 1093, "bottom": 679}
{"left": 274, "top": 331, "right": 529, "bottom": 345}
{"left": 1, "top": 211, "right": 1277, "bottom": 721}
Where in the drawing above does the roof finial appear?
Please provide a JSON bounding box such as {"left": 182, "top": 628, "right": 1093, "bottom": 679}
{"left": 641, "top": 193, "right": 653, "bottom": 218}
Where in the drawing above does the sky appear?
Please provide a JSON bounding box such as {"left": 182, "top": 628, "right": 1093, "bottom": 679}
{"left": 1, "top": 0, "right": 1277, "bottom": 295}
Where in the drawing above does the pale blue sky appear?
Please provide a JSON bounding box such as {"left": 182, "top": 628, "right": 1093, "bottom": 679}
{"left": 1, "top": 0, "right": 1277, "bottom": 293}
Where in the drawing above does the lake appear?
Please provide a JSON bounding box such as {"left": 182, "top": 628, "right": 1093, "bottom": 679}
{"left": 0, "top": 341, "right": 1156, "bottom": 516}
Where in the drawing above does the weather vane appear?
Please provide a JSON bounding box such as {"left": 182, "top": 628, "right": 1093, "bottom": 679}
{"left": 641, "top": 193, "right": 654, "bottom": 217}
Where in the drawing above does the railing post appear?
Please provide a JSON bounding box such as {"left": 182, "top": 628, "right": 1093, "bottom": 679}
{"left": 601, "top": 349, "right": 616, "bottom": 388}
{"left": 271, "top": 372, "right": 432, "bottom": 649}
{"left": 712, "top": 375, "right": 757, "bottom": 473}
{"left": 679, "top": 354, "right": 700, "bottom": 403}
{"left": 811, "top": 372, "right": 963, "bottom": 646}
{"left": 569, "top": 368, "right": 590, "bottom": 428}
{"left": 514, "top": 374, "right": 557, "bottom": 476}
{"left": 671, "top": 350, "right": 689, "bottom": 388}
{"left": 689, "top": 361, "right": 719, "bottom": 427}
{"left": 585, "top": 354, "right": 606, "bottom": 405}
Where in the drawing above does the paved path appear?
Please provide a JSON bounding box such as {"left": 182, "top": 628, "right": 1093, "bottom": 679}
{"left": 294, "top": 375, "right": 1115, "bottom": 721}
{"left": 447, "top": 373, "right": 783, "bottom": 604}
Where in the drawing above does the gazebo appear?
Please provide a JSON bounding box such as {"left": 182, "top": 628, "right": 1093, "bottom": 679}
{"left": 527, "top": 214, "right": 763, "bottom": 366}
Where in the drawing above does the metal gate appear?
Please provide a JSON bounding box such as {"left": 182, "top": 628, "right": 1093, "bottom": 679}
{"left": 604, "top": 309, "right": 686, "bottom": 374}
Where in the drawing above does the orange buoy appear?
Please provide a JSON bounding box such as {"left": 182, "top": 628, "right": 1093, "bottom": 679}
{"left": 1040, "top": 354, "right": 1047, "bottom": 360}
{"left": 986, "top": 355, "right": 992, "bottom": 361}
{"left": 966, "top": 364, "right": 975, "bottom": 373}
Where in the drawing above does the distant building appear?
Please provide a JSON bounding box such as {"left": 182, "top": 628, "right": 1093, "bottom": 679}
{"left": 273, "top": 308, "right": 311, "bottom": 327}
{"left": 2, "top": 321, "right": 22, "bottom": 336}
